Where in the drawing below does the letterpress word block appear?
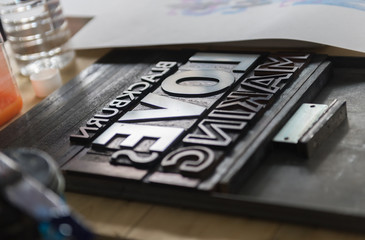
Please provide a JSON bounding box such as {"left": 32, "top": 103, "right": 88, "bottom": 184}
{"left": 65, "top": 52, "right": 328, "bottom": 192}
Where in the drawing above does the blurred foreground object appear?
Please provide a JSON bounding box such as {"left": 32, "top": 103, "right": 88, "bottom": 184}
{"left": 0, "top": 148, "right": 93, "bottom": 240}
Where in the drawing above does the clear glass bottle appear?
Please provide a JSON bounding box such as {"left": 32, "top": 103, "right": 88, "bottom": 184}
{"left": 0, "top": 33, "right": 22, "bottom": 126}
{"left": 0, "top": 0, "right": 75, "bottom": 76}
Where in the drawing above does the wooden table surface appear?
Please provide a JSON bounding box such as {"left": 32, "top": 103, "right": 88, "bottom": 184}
{"left": 7, "top": 45, "right": 365, "bottom": 240}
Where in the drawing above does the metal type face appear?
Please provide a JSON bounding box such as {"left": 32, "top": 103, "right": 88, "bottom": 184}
{"left": 184, "top": 119, "right": 248, "bottom": 147}
{"left": 254, "top": 56, "right": 300, "bottom": 75}
{"left": 217, "top": 90, "right": 272, "bottom": 112}
{"left": 241, "top": 73, "right": 292, "bottom": 94}
{"left": 119, "top": 93, "right": 206, "bottom": 122}
{"left": 161, "top": 70, "right": 235, "bottom": 97}
{"left": 209, "top": 109, "right": 255, "bottom": 121}
{"left": 94, "top": 107, "right": 119, "bottom": 118}
{"left": 70, "top": 126, "right": 98, "bottom": 142}
{"left": 70, "top": 61, "right": 178, "bottom": 144}
{"left": 141, "top": 61, "right": 178, "bottom": 83}
{"left": 161, "top": 146, "right": 215, "bottom": 177}
{"left": 92, "top": 123, "right": 184, "bottom": 152}
{"left": 86, "top": 118, "right": 109, "bottom": 128}
{"left": 111, "top": 150, "right": 159, "bottom": 168}
{"left": 189, "top": 52, "right": 261, "bottom": 72}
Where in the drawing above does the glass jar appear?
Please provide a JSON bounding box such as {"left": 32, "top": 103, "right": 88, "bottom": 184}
{"left": 0, "top": 34, "right": 22, "bottom": 126}
{"left": 0, "top": 0, "right": 75, "bottom": 76}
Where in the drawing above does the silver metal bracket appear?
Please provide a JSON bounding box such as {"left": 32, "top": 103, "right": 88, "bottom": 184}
{"left": 273, "top": 99, "right": 347, "bottom": 157}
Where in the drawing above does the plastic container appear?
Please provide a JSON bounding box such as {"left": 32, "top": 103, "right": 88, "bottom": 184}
{"left": 0, "top": 34, "right": 22, "bottom": 127}
{"left": 30, "top": 68, "right": 62, "bottom": 98}
{"left": 0, "top": 0, "right": 75, "bottom": 76}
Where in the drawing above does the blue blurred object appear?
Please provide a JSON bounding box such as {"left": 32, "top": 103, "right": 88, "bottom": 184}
{"left": 0, "top": 150, "right": 94, "bottom": 240}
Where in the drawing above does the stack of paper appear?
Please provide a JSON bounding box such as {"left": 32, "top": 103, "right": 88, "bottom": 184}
{"left": 61, "top": 0, "right": 365, "bottom": 53}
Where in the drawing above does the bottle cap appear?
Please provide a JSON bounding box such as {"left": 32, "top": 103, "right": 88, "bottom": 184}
{"left": 30, "top": 68, "right": 62, "bottom": 98}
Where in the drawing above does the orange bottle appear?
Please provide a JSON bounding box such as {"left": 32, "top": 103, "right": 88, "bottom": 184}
{"left": 0, "top": 35, "right": 22, "bottom": 127}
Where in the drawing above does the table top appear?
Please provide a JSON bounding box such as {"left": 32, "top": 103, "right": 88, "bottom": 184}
{"left": 7, "top": 45, "right": 365, "bottom": 240}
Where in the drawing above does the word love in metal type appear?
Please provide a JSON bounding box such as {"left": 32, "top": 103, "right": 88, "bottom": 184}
{"left": 65, "top": 52, "right": 322, "bottom": 192}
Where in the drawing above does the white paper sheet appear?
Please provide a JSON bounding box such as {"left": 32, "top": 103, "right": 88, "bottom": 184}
{"left": 61, "top": 0, "right": 365, "bottom": 52}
